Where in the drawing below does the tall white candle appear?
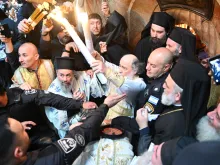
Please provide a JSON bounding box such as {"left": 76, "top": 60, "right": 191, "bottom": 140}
{"left": 48, "top": 11, "right": 107, "bottom": 84}
{"left": 80, "top": 12, "right": 94, "bottom": 54}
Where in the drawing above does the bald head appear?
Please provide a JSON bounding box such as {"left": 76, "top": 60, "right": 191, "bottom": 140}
{"left": 146, "top": 48, "right": 173, "bottom": 79}
{"left": 18, "top": 42, "right": 39, "bottom": 70}
{"left": 19, "top": 43, "right": 38, "bottom": 55}
{"left": 119, "top": 54, "right": 143, "bottom": 77}
{"left": 150, "top": 47, "right": 173, "bottom": 65}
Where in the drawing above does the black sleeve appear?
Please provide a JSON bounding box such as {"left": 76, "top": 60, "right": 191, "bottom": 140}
{"left": 137, "top": 127, "right": 152, "bottom": 155}
{"left": 39, "top": 39, "right": 53, "bottom": 59}
{"left": 111, "top": 116, "right": 139, "bottom": 134}
{"left": 6, "top": 51, "right": 20, "bottom": 72}
{"left": 33, "top": 104, "right": 108, "bottom": 165}
{"left": 20, "top": 89, "right": 82, "bottom": 111}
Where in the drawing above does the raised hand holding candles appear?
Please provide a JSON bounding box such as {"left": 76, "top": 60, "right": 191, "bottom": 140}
{"left": 48, "top": 8, "right": 107, "bottom": 84}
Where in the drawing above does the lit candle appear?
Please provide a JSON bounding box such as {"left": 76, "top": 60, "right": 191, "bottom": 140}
{"left": 79, "top": 12, "right": 94, "bottom": 54}
{"left": 48, "top": 10, "right": 107, "bottom": 84}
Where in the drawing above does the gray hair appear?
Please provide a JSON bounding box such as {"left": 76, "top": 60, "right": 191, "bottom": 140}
{"left": 132, "top": 58, "right": 145, "bottom": 75}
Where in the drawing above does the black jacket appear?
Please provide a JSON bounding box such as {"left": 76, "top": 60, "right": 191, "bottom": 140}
{"left": 0, "top": 88, "right": 83, "bottom": 124}
{"left": 136, "top": 72, "right": 169, "bottom": 115}
{"left": 21, "top": 104, "right": 109, "bottom": 165}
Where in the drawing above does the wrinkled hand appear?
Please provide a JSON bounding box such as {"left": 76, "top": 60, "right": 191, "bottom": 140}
{"left": 99, "top": 41, "right": 107, "bottom": 53}
{"left": 20, "top": 82, "right": 32, "bottom": 90}
{"left": 69, "top": 122, "right": 83, "bottom": 130}
{"left": 136, "top": 108, "right": 148, "bottom": 129}
{"left": 65, "top": 42, "right": 80, "bottom": 53}
{"left": 21, "top": 121, "right": 36, "bottom": 130}
{"left": 104, "top": 93, "right": 126, "bottom": 108}
{"left": 18, "top": 19, "right": 31, "bottom": 34}
{"left": 91, "top": 60, "right": 106, "bottom": 74}
{"left": 86, "top": 69, "right": 94, "bottom": 78}
{"left": 101, "top": 1, "right": 110, "bottom": 17}
{"left": 82, "top": 101, "right": 98, "bottom": 109}
{"left": 73, "top": 90, "right": 85, "bottom": 101}
{"left": 0, "top": 34, "right": 12, "bottom": 43}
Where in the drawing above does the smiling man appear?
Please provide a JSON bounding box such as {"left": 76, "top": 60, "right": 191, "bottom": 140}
{"left": 11, "top": 42, "right": 55, "bottom": 90}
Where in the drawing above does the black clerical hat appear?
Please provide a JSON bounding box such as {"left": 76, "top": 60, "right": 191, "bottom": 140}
{"left": 170, "top": 58, "right": 210, "bottom": 137}
{"left": 161, "top": 136, "right": 197, "bottom": 165}
{"left": 168, "top": 27, "right": 182, "bottom": 44}
{"left": 173, "top": 141, "right": 220, "bottom": 165}
{"left": 169, "top": 27, "right": 198, "bottom": 62}
{"left": 141, "top": 12, "right": 175, "bottom": 39}
{"left": 55, "top": 57, "right": 75, "bottom": 70}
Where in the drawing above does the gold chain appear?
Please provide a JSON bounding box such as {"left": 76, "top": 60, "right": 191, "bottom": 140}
{"left": 160, "top": 108, "right": 183, "bottom": 116}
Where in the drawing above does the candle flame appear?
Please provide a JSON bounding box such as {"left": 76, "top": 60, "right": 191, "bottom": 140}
{"left": 79, "top": 12, "right": 88, "bottom": 23}
{"left": 48, "top": 6, "right": 64, "bottom": 24}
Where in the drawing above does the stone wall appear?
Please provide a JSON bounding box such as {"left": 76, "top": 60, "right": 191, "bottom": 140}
{"left": 84, "top": 0, "right": 220, "bottom": 56}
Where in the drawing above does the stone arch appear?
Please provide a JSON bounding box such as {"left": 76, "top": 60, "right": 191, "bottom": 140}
{"left": 79, "top": 0, "right": 220, "bottom": 56}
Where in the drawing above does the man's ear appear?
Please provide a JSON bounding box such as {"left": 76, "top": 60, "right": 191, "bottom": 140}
{"left": 175, "top": 92, "right": 181, "bottom": 102}
{"left": 34, "top": 53, "right": 39, "bottom": 60}
{"left": 14, "top": 147, "right": 24, "bottom": 159}
{"left": 164, "top": 64, "right": 171, "bottom": 72}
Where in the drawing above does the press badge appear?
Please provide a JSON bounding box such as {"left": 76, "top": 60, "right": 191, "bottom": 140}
{"left": 148, "top": 95, "right": 159, "bottom": 105}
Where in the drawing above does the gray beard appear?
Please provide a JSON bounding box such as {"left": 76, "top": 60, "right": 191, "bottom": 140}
{"left": 58, "top": 79, "right": 74, "bottom": 94}
{"left": 196, "top": 116, "right": 220, "bottom": 142}
{"left": 136, "top": 151, "right": 153, "bottom": 165}
{"left": 161, "top": 91, "right": 176, "bottom": 106}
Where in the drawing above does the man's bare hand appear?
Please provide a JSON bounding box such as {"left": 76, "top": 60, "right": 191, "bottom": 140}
{"left": 69, "top": 122, "right": 83, "bottom": 130}
{"left": 65, "top": 42, "right": 80, "bottom": 53}
{"left": 18, "top": 19, "right": 31, "bottom": 34}
{"left": 73, "top": 90, "right": 85, "bottom": 101}
{"left": 91, "top": 60, "right": 106, "bottom": 74}
{"left": 82, "top": 101, "right": 98, "bottom": 109}
{"left": 62, "top": 1, "right": 74, "bottom": 13}
{"left": 20, "top": 82, "right": 32, "bottom": 90}
{"left": 21, "top": 121, "right": 36, "bottom": 130}
{"left": 102, "top": 119, "right": 112, "bottom": 125}
{"left": 42, "top": 19, "right": 54, "bottom": 35}
{"left": 101, "top": 1, "right": 110, "bottom": 17}
{"left": 104, "top": 93, "right": 126, "bottom": 108}
{"left": 0, "top": 34, "right": 12, "bottom": 43}
{"left": 91, "top": 51, "right": 102, "bottom": 61}
{"left": 99, "top": 41, "right": 107, "bottom": 53}
{"left": 136, "top": 108, "right": 148, "bottom": 129}
{"left": 85, "top": 69, "right": 94, "bottom": 78}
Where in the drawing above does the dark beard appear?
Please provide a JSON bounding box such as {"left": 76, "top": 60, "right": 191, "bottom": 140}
{"left": 150, "top": 37, "right": 167, "bottom": 51}
{"left": 59, "top": 35, "right": 72, "bottom": 45}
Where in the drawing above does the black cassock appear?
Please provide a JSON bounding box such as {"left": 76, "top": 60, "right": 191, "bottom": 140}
{"left": 93, "top": 11, "right": 130, "bottom": 65}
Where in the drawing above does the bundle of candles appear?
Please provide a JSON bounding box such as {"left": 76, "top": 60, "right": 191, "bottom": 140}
{"left": 26, "top": 0, "right": 57, "bottom": 5}
{"left": 27, "top": 2, "right": 50, "bottom": 32}
{"left": 47, "top": 7, "right": 107, "bottom": 84}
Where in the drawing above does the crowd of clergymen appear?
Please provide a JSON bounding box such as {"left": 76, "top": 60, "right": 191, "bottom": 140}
{"left": 0, "top": 1, "right": 220, "bottom": 165}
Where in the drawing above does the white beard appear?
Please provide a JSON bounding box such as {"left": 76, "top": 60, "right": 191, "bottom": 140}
{"left": 136, "top": 151, "right": 153, "bottom": 165}
{"left": 196, "top": 116, "right": 220, "bottom": 142}
{"left": 161, "top": 91, "right": 176, "bottom": 106}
